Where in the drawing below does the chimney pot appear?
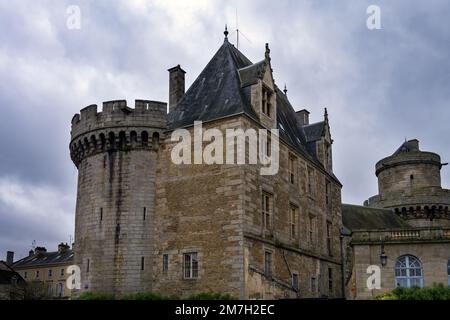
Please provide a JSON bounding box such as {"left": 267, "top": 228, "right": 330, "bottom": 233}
{"left": 168, "top": 65, "right": 186, "bottom": 111}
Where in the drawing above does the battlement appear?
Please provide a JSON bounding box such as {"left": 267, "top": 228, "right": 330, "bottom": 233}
{"left": 375, "top": 151, "right": 442, "bottom": 176}
{"left": 70, "top": 99, "right": 167, "bottom": 167}
{"left": 71, "top": 99, "right": 167, "bottom": 139}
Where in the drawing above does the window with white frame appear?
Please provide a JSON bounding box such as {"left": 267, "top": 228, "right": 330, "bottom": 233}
{"left": 184, "top": 252, "right": 198, "bottom": 279}
{"left": 261, "top": 192, "right": 273, "bottom": 230}
{"left": 395, "top": 255, "right": 423, "bottom": 288}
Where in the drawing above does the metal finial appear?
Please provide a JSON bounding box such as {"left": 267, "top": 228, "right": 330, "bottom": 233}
{"left": 324, "top": 107, "right": 328, "bottom": 120}
{"left": 283, "top": 84, "right": 288, "bottom": 95}
{"left": 224, "top": 24, "right": 229, "bottom": 40}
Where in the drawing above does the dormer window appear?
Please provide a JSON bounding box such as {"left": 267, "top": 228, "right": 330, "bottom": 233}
{"left": 262, "top": 86, "right": 273, "bottom": 117}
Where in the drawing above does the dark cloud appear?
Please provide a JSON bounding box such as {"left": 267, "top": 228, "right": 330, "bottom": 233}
{"left": 1, "top": 0, "right": 449, "bottom": 258}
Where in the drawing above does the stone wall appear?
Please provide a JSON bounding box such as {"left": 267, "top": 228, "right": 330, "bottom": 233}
{"left": 351, "top": 228, "right": 450, "bottom": 299}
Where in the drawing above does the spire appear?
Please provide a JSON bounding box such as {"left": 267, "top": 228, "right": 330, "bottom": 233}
{"left": 283, "top": 84, "right": 288, "bottom": 95}
{"left": 224, "top": 24, "right": 229, "bottom": 42}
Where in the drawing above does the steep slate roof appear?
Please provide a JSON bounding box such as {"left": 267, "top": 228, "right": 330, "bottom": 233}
{"left": 342, "top": 204, "right": 410, "bottom": 231}
{"left": 303, "top": 121, "right": 325, "bottom": 142}
{"left": 167, "top": 37, "right": 341, "bottom": 185}
{"left": 167, "top": 39, "right": 258, "bottom": 130}
{"left": 12, "top": 250, "right": 74, "bottom": 268}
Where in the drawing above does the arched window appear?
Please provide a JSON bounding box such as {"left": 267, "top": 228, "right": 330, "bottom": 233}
{"left": 395, "top": 255, "right": 423, "bottom": 288}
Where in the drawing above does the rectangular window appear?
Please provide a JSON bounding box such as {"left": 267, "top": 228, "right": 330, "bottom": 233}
{"left": 100, "top": 208, "right": 103, "bottom": 221}
{"left": 292, "top": 273, "right": 299, "bottom": 291}
{"left": 325, "top": 180, "right": 331, "bottom": 207}
{"left": 24, "top": 271, "right": 27, "bottom": 279}
{"left": 184, "top": 252, "right": 198, "bottom": 279}
{"left": 264, "top": 251, "right": 272, "bottom": 277}
{"left": 266, "top": 136, "right": 272, "bottom": 157}
{"left": 309, "top": 216, "right": 315, "bottom": 245}
{"left": 311, "top": 277, "right": 316, "bottom": 293}
{"left": 162, "top": 254, "right": 169, "bottom": 274}
{"left": 327, "top": 222, "right": 332, "bottom": 256}
{"left": 36, "top": 270, "right": 40, "bottom": 278}
{"left": 141, "top": 257, "right": 145, "bottom": 271}
{"left": 143, "top": 207, "right": 146, "bottom": 221}
{"left": 48, "top": 269, "right": 52, "bottom": 277}
{"left": 289, "top": 155, "right": 296, "bottom": 184}
{"left": 262, "top": 87, "right": 273, "bottom": 117}
{"left": 60, "top": 268, "right": 64, "bottom": 277}
{"left": 261, "top": 192, "right": 273, "bottom": 230}
{"left": 290, "top": 205, "right": 298, "bottom": 239}
{"left": 307, "top": 167, "right": 314, "bottom": 195}
{"left": 328, "top": 268, "right": 333, "bottom": 293}
{"left": 86, "top": 259, "right": 90, "bottom": 273}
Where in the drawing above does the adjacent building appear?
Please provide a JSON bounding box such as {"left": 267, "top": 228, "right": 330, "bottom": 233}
{"left": 0, "top": 260, "right": 25, "bottom": 300}
{"left": 12, "top": 244, "right": 74, "bottom": 299}
{"left": 343, "top": 140, "right": 450, "bottom": 299}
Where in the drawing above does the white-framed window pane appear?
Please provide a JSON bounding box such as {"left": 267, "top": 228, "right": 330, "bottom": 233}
{"left": 395, "top": 255, "right": 423, "bottom": 288}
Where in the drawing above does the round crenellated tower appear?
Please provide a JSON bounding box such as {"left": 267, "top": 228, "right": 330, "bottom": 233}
{"left": 69, "top": 99, "right": 167, "bottom": 296}
{"left": 365, "top": 139, "right": 450, "bottom": 227}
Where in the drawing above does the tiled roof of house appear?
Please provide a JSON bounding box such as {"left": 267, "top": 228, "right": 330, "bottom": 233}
{"left": 12, "top": 250, "right": 74, "bottom": 269}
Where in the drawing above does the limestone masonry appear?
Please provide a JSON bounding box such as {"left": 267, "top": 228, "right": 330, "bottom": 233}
{"left": 69, "top": 32, "right": 450, "bottom": 299}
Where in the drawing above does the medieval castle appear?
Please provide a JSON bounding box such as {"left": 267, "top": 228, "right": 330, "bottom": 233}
{"left": 64, "top": 31, "right": 450, "bottom": 299}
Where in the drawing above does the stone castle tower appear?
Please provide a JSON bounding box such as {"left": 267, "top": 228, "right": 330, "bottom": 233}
{"left": 365, "top": 139, "right": 450, "bottom": 227}
{"left": 70, "top": 100, "right": 166, "bottom": 294}
{"left": 69, "top": 33, "right": 344, "bottom": 299}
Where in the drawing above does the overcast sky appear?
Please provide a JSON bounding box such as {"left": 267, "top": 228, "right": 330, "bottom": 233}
{"left": 1, "top": 0, "right": 449, "bottom": 259}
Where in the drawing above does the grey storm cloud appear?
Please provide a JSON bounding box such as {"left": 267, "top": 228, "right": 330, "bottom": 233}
{"left": 0, "top": 0, "right": 449, "bottom": 259}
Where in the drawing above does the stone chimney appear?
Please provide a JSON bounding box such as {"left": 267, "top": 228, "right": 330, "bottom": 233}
{"left": 168, "top": 65, "right": 186, "bottom": 111}
{"left": 28, "top": 250, "right": 34, "bottom": 257}
{"left": 58, "top": 243, "right": 70, "bottom": 253}
{"left": 35, "top": 247, "right": 47, "bottom": 255}
{"left": 6, "top": 251, "right": 14, "bottom": 266}
{"left": 408, "top": 139, "right": 419, "bottom": 150}
{"left": 296, "top": 109, "right": 310, "bottom": 126}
